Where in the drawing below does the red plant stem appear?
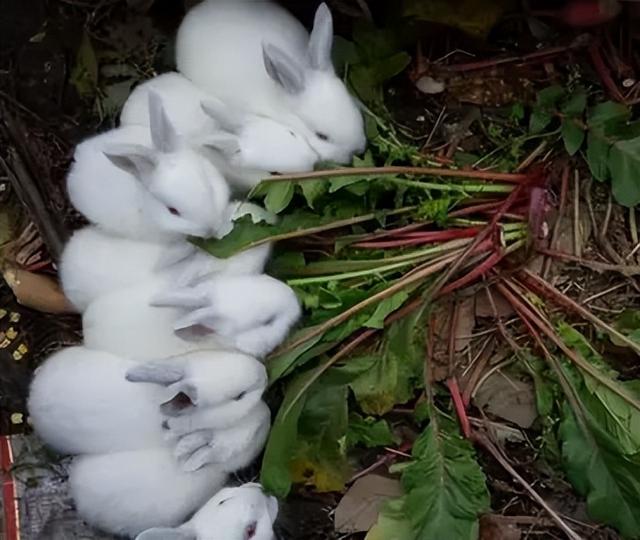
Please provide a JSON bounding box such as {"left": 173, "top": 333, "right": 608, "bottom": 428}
{"left": 352, "top": 227, "right": 482, "bottom": 248}
{"left": 438, "top": 250, "right": 504, "bottom": 296}
{"left": 447, "top": 378, "right": 471, "bottom": 438}
{"left": 589, "top": 41, "right": 626, "bottom": 102}
{"left": 266, "top": 166, "right": 530, "bottom": 184}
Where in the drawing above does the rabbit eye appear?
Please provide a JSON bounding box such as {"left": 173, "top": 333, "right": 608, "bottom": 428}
{"left": 218, "top": 498, "right": 230, "bottom": 506}
{"left": 234, "top": 391, "right": 247, "bottom": 401}
{"left": 288, "top": 130, "right": 296, "bottom": 137}
{"left": 315, "top": 131, "right": 329, "bottom": 141}
{"left": 167, "top": 206, "right": 181, "bottom": 216}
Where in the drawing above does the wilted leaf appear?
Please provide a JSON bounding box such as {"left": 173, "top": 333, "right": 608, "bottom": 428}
{"left": 70, "top": 32, "right": 98, "bottom": 98}
{"left": 474, "top": 371, "right": 537, "bottom": 428}
{"left": 608, "top": 137, "right": 640, "bottom": 207}
{"left": 335, "top": 475, "right": 403, "bottom": 533}
{"left": 479, "top": 515, "right": 522, "bottom": 540}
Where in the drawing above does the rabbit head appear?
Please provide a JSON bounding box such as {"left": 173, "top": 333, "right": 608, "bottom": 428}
{"left": 200, "top": 97, "right": 318, "bottom": 175}
{"left": 261, "top": 3, "right": 365, "bottom": 164}
{"left": 125, "top": 350, "right": 268, "bottom": 429}
{"left": 136, "top": 483, "right": 278, "bottom": 540}
{"left": 104, "top": 90, "right": 230, "bottom": 239}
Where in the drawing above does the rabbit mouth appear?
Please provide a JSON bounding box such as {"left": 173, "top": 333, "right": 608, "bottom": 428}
{"left": 244, "top": 521, "right": 257, "bottom": 539}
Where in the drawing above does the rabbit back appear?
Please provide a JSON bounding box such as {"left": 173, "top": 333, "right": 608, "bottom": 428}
{"left": 69, "top": 448, "right": 227, "bottom": 537}
{"left": 28, "top": 346, "right": 165, "bottom": 455}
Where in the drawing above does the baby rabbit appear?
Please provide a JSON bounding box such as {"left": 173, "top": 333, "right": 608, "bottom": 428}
{"left": 176, "top": 1, "right": 366, "bottom": 164}
{"left": 136, "top": 483, "right": 278, "bottom": 540}
{"left": 152, "top": 273, "right": 302, "bottom": 359}
{"left": 69, "top": 448, "right": 228, "bottom": 538}
{"left": 28, "top": 347, "right": 267, "bottom": 456}
{"left": 120, "top": 72, "right": 318, "bottom": 191}
{"left": 67, "top": 89, "right": 230, "bottom": 241}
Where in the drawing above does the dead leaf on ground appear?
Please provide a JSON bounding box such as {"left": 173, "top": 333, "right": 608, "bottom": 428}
{"left": 475, "top": 287, "right": 515, "bottom": 319}
{"left": 3, "top": 267, "right": 76, "bottom": 314}
{"left": 553, "top": 213, "right": 591, "bottom": 256}
{"left": 473, "top": 371, "right": 537, "bottom": 429}
{"left": 334, "top": 475, "right": 403, "bottom": 533}
{"left": 480, "top": 515, "right": 522, "bottom": 540}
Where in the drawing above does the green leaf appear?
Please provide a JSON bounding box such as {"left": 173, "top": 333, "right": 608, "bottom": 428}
{"left": 370, "top": 409, "right": 490, "bottom": 539}
{"left": 264, "top": 181, "right": 295, "bottom": 214}
{"left": 529, "top": 85, "right": 565, "bottom": 134}
{"left": 561, "top": 119, "right": 585, "bottom": 156}
{"left": 261, "top": 373, "right": 311, "bottom": 497}
{"left": 290, "top": 383, "right": 351, "bottom": 492}
{"left": 536, "top": 85, "right": 566, "bottom": 107}
{"left": 561, "top": 90, "right": 587, "bottom": 116}
{"left": 364, "top": 290, "right": 410, "bottom": 329}
{"left": 529, "top": 110, "right": 553, "bottom": 135}
{"left": 588, "top": 101, "right": 630, "bottom": 129}
{"left": 560, "top": 404, "right": 640, "bottom": 539}
{"left": 586, "top": 130, "right": 611, "bottom": 182}
{"left": 267, "top": 330, "right": 327, "bottom": 383}
{"left": 347, "top": 413, "right": 398, "bottom": 448}
{"left": 365, "top": 498, "right": 414, "bottom": 540}
{"left": 299, "top": 180, "right": 328, "bottom": 209}
{"left": 351, "top": 307, "right": 427, "bottom": 415}
{"left": 608, "top": 138, "right": 640, "bottom": 207}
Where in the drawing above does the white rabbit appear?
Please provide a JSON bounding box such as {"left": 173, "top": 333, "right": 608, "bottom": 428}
{"left": 151, "top": 273, "right": 302, "bottom": 359}
{"left": 120, "top": 71, "right": 319, "bottom": 192}
{"left": 136, "top": 483, "right": 278, "bottom": 540}
{"left": 176, "top": 1, "right": 366, "bottom": 164}
{"left": 69, "top": 449, "right": 227, "bottom": 538}
{"left": 67, "top": 90, "right": 230, "bottom": 241}
{"left": 28, "top": 347, "right": 267, "bottom": 456}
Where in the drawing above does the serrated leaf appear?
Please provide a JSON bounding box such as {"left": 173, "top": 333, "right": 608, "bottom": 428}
{"left": 299, "top": 180, "right": 328, "bottom": 209}
{"left": 351, "top": 307, "right": 427, "bottom": 415}
{"left": 264, "top": 181, "right": 295, "bottom": 214}
{"left": 608, "top": 138, "right": 640, "bottom": 207}
{"left": 370, "top": 409, "right": 490, "bottom": 540}
{"left": 561, "top": 119, "right": 585, "bottom": 155}
{"left": 586, "top": 130, "right": 611, "bottom": 182}
{"left": 347, "top": 413, "right": 398, "bottom": 448}
{"left": 364, "top": 290, "right": 409, "bottom": 329}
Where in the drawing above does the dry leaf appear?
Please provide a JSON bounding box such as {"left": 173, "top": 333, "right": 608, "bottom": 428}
{"left": 480, "top": 515, "right": 522, "bottom": 540}
{"left": 475, "top": 287, "right": 515, "bottom": 319}
{"left": 334, "top": 475, "right": 403, "bottom": 533}
{"left": 3, "top": 267, "right": 76, "bottom": 314}
{"left": 474, "top": 372, "right": 537, "bottom": 429}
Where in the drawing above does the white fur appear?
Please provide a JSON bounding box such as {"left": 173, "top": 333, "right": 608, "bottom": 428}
{"left": 69, "top": 449, "right": 227, "bottom": 538}
{"left": 176, "top": 1, "right": 365, "bottom": 164}
{"left": 152, "top": 273, "right": 302, "bottom": 359}
{"left": 136, "top": 483, "right": 278, "bottom": 540}
{"left": 67, "top": 94, "right": 230, "bottom": 241}
{"left": 28, "top": 347, "right": 268, "bottom": 456}
{"left": 121, "top": 72, "right": 319, "bottom": 192}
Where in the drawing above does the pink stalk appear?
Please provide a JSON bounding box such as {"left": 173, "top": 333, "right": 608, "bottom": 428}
{"left": 352, "top": 227, "right": 482, "bottom": 249}
{"left": 438, "top": 249, "right": 504, "bottom": 296}
{"left": 447, "top": 378, "right": 471, "bottom": 438}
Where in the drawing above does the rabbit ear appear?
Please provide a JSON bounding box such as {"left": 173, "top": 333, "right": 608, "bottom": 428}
{"left": 125, "top": 361, "right": 185, "bottom": 385}
{"left": 201, "top": 133, "right": 242, "bottom": 157}
{"left": 136, "top": 527, "right": 195, "bottom": 540}
{"left": 103, "top": 144, "right": 157, "bottom": 181}
{"left": 160, "top": 382, "right": 199, "bottom": 416}
{"left": 150, "top": 288, "right": 209, "bottom": 309}
{"left": 308, "top": 3, "right": 334, "bottom": 71}
{"left": 262, "top": 43, "right": 305, "bottom": 94}
{"left": 148, "top": 89, "right": 179, "bottom": 153}
{"left": 200, "top": 98, "right": 243, "bottom": 133}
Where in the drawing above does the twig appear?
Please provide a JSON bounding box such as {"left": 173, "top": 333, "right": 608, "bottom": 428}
{"left": 516, "top": 140, "right": 548, "bottom": 172}
{"left": 261, "top": 166, "right": 530, "bottom": 184}
{"left": 538, "top": 247, "right": 640, "bottom": 276}
{"left": 628, "top": 208, "right": 639, "bottom": 260}
{"left": 542, "top": 165, "right": 570, "bottom": 278}
{"left": 472, "top": 431, "right": 584, "bottom": 540}
{"left": 573, "top": 170, "right": 581, "bottom": 258}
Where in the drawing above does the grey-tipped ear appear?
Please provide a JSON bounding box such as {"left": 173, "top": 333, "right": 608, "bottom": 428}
{"left": 160, "top": 382, "right": 198, "bottom": 416}
{"left": 136, "top": 527, "right": 195, "bottom": 540}
{"left": 104, "top": 144, "right": 157, "bottom": 180}
{"left": 262, "top": 43, "right": 305, "bottom": 94}
{"left": 148, "top": 89, "right": 179, "bottom": 153}
{"left": 125, "top": 361, "right": 185, "bottom": 386}
{"left": 201, "top": 133, "right": 242, "bottom": 157}
{"left": 308, "top": 3, "right": 334, "bottom": 71}
{"left": 200, "top": 98, "right": 242, "bottom": 133}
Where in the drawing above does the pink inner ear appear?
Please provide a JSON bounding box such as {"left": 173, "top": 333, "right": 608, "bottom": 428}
{"left": 175, "top": 324, "right": 216, "bottom": 341}
{"left": 244, "top": 521, "right": 257, "bottom": 539}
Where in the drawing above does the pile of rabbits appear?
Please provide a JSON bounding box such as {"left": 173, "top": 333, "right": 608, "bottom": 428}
{"left": 27, "top": 1, "right": 365, "bottom": 539}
